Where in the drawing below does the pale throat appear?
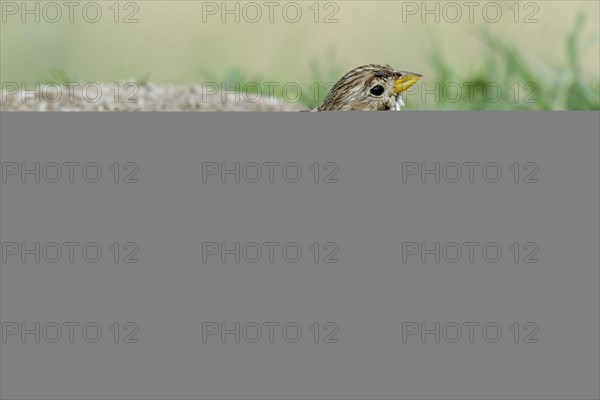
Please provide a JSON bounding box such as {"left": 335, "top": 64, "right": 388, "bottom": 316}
{"left": 394, "top": 94, "right": 406, "bottom": 111}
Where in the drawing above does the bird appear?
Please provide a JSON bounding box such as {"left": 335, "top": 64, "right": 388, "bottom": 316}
{"left": 316, "top": 64, "right": 422, "bottom": 111}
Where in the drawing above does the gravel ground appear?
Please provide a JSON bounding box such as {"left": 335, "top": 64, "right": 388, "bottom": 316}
{"left": 1, "top": 82, "right": 307, "bottom": 111}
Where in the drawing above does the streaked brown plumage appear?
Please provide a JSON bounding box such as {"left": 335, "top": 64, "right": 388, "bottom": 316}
{"left": 317, "top": 64, "right": 422, "bottom": 111}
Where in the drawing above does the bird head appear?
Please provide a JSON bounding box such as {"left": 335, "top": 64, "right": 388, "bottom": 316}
{"left": 317, "top": 64, "right": 422, "bottom": 111}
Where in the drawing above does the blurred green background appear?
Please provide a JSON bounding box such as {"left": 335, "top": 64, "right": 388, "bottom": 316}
{"left": 1, "top": 0, "right": 599, "bottom": 109}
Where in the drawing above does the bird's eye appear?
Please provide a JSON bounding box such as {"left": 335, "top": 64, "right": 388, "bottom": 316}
{"left": 370, "top": 85, "right": 385, "bottom": 96}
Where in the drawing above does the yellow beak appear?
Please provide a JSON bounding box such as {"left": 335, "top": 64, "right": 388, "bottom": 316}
{"left": 393, "top": 72, "right": 423, "bottom": 94}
